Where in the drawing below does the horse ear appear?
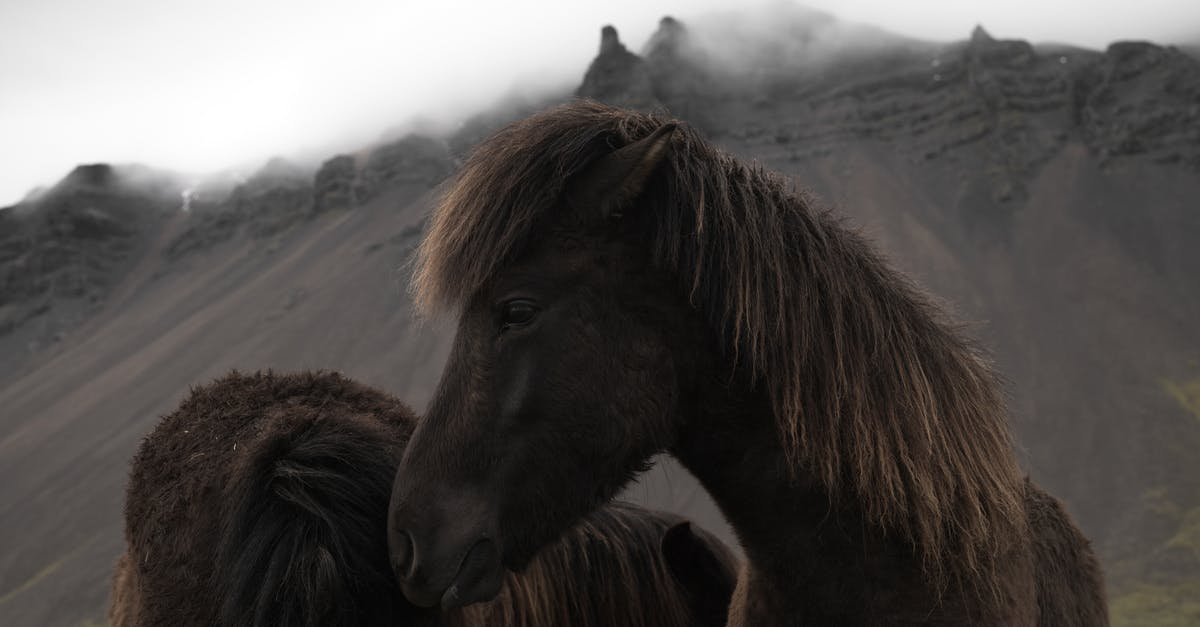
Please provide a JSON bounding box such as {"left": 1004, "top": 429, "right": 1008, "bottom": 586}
{"left": 573, "top": 122, "right": 677, "bottom": 220}
{"left": 661, "top": 520, "right": 739, "bottom": 626}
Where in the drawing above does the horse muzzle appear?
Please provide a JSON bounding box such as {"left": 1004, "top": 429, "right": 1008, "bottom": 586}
{"left": 391, "top": 528, "right": 503, "bottom": 609}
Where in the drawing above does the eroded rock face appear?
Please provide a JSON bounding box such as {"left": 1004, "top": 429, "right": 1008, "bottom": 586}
{"left": 165, "top": 159, "right": 315, "bottom": 259}
{"left": 229, "top": 159, "right": 315, "bottom": 238}
{"left": 0, "top": 164, "right": 178, "bottom": 350}
{"left": 642, "top": 17, "right": 717, "bottom": 127}
{"left": 354, "top": 134, "right": 453, "bottom": 202}
{"left": 1075, "top": 42, "right": 1200, "bottom": 167}
{"left": 313, "top": 154, "right": 358, "bottom": 213}
{"left": 576, "top": 25, "right": 659, "bottom": 109}
{"left": 165, "top": 135, "right": 454, "bottom": 261}
{"left": 579, "top": 18, "right": 1200, "bottom": 181}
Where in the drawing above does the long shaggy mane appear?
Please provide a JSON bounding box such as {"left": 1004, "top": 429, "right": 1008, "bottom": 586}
{"left": 449, "top": 503, "right": 733, "bottom": 627}
{"left": 414, "top": 100, "right": 1028, "bottom": 589}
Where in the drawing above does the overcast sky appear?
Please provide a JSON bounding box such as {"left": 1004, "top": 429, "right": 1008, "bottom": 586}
{"left": 2, "top": 0, "right": 1197, "bottom": 206}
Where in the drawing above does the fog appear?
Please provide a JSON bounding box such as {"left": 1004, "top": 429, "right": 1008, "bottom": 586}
{"left": 2, "top": 0, "right": 1197, "bottom": 207}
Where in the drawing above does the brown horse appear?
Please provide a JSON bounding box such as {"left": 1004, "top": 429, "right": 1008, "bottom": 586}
{"left": 110, "top": 370, "right": 739, "bottom": 627}
{"left": 387, "top": 101, "right": 1108, "bottom": 625}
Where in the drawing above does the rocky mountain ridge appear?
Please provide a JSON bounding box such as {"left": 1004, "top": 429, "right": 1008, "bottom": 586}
{"left": 0, "top": 133, "right": 456, "bottom": 375}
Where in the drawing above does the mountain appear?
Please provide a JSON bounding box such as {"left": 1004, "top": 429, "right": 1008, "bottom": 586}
{"left": 2, "top": 7, "right": 1198, "bottom": 625}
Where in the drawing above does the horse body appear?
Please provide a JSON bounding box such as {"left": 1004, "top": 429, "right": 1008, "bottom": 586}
{"left": 674, "top": 384, "right": 1038, "bottom": 625}
{"left": 111, "top": 370, "right": 738, "bottom": 627}
{"left": 388, "top": 101, "right": 1108, "bottom": 625}
{"left": 114, "top": 370, "right": 421, "bottom": 627}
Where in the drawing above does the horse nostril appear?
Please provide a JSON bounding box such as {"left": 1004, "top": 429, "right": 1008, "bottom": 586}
{"left": 391, "top": 529, "right": 416, "bottom": 581}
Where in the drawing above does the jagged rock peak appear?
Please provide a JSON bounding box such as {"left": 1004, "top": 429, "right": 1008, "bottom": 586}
{"left": 34, "top": 163, "right": 184, "bottom": 207}
{"left": 965, "top": 23, "right": 1035, "bottom": 67}
{"left": 657, "top": 15, "right": 683, "bottom": 37}
{"left": 971, "top": 25, "right": 994, "bottom": 44}
{"left": 1104, "top": 40, "right": 1182, "bottom": 75}
{"left": 577, "top": 24, "right": 658, "bottom": 109}
{"left": 313, "top": 154, "right": 358, "bottom": 213}
{"left": 61, "top": 164, "right": 117, "bottom": 190}
{"left": 599, "top": 25, "right": 623, "bottom": 55}
{"left": 645, "top": 16, "right": 688, "bottom": 57}
{"left": 249, "top": 157, "right": 310, "bottom": 186}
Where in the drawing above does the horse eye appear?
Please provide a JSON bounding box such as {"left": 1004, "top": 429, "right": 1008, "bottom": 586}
{"left": 501, "top": 300, "right": 538, "bottom": 327}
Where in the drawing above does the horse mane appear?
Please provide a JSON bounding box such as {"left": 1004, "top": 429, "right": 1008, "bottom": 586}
{"left": 414, "top": 100, "right": 1028, "bottom": 588}
{"left": 209, "top": 372, "right": 416, "bottom": 627}
{"left": 448, "top": 503, "right": 734, "bottom": 627}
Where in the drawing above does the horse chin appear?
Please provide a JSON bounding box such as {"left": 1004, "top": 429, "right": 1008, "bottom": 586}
{"left": 439, "top": 538, "right": 505, "bottom": 610}
{"left": 396, "top": 537, "right": 504, "bottom": 610}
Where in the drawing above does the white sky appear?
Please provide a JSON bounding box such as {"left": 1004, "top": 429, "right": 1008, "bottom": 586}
{"left": 1, "top": 0, "right": 1197, "bottom": 206}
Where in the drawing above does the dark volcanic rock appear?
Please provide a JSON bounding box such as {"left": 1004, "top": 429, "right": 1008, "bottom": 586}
{"left": 166, "top": 140, "right": 452, "bottom": 262}
{"left": 0, "top": 164, "right": 178, "bottom": 356}
{"left": 165, "top": 158, "right": 314, "bottom": 259}
{"left": 576, "top": 25, "right": 659, "bottom": 108}
{"left": 576, "top": 19, "right": 723, "bottom": 127}
{"left": 232, "top": 159, "right": 314, "bottom": 238}
{"left": 313, "top": 154, "right": 359, "bottom": 213}
{"left": 642, "top": 17, "right": 718, "bottom": 127}
{"left": 1074, "top": 41, "right": 1200, "bottom": 167}
{"left": 62, "top": 163, "right": 116, "bottom": 188}
{"left": 354, "top": 134, "right": 452, "bottom": 202}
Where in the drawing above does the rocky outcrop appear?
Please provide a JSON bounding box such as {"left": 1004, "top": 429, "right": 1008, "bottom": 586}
{"left": 692, "top": 26, "right": 1200, "bottom": 224}
{"left": 165, "top": 158, "right": 314, "bottom": 259}
{"left": 576, "top": 25, "right": 659, "bottom": 108}
{"left": 354, "top": 134, "right": 453, "bottom": 202}
{"left": 165, "top": 136, "right": 453, "bottom": 260}
{"left": 230, "top": 158, "right": 315, "bottom": 238}
{"left": 1074, "top": 41, "right": 1200, "bottom": 167}
{"left": 578, "top": 19, "right": 1200, "bottom": 188}
{"left": 0, "top": 164, "right": 178, "bottom": 346}
{"left": 643, "top": 17, "right": 718, "bottom": 126}
{"left": 313, "top": 154, "right": 358, "bottom": 213}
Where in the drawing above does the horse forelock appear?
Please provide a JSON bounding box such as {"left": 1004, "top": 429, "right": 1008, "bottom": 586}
{"left": 412, "top": 100, "right": 664, "bottom": 316}
{"left": 416, "top": 100, "right": 1027, "bottom": 597}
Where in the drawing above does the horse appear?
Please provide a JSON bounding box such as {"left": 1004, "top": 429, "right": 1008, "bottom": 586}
{"left": 386, "top": 100, "right": 1108, "bottom": 625}
{"left": 109, "top": 370, "right": 739, "bottom": 627}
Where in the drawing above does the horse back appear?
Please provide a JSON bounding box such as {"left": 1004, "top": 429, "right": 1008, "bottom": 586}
{"left": 1027, "top": 479, "right": 1109, "bottom": 626}
{"left": 112, "top": 370, "right": 419, "bottom": 627}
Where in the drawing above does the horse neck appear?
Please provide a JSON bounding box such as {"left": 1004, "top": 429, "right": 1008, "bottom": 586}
{"left": 671, "top": 387, "right": 851, "bottom": 616}
{"left": 672, "top": 387, "right": 1026, "bottom": 625}
{"left": 665, "top": 277, "right": 1031, "bottom": 623}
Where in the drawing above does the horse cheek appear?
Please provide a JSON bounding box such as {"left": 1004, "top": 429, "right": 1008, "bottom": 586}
{"left": 495, "top": 349, "right": 534, "bottom": 429}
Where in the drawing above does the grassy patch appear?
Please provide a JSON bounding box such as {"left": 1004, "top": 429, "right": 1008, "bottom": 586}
{"left": 1111, "top": 580, "right": 1200, "bottom": 627}
{"left": 0, "top": 556, "right": 66, "bottom": 606}
{"left": 1166, "top": 508, "right": 1200, "bottom": 560}
{"left": 1163, "top": 378, "right": 1200, "bottom": 422}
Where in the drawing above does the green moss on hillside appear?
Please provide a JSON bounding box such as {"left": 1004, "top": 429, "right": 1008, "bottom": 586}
{"left": 1111, "top": 580, "right": 1200, "bottom": 627}
{"left": 1163, "top": 378, "right": 1200, "bottom": 422}
{"left": 1166, "top": 508, "right": 1200, "bottom": 560}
